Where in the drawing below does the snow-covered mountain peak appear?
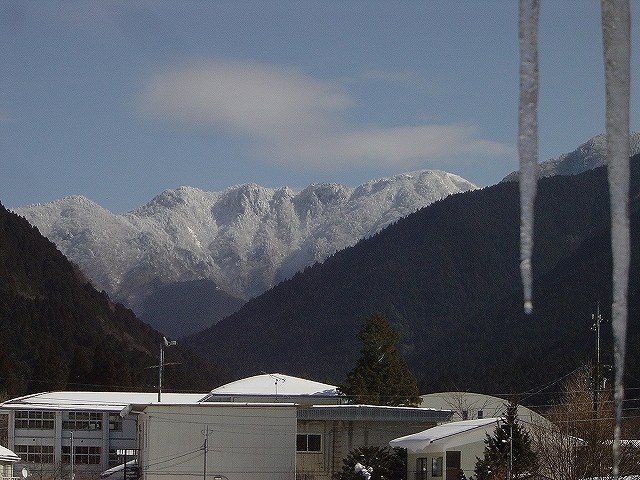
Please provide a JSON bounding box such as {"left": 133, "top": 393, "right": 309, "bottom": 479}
{"left": 131, "top": 186, "right": 218, "bottom": 217}
{"left": 14, "top": 169, "right": 476, "bottom": 330}
{"left": 502, "top": 131, "right": 640, "bottom": 182}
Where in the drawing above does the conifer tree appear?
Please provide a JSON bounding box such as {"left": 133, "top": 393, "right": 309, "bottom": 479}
{"left": 335, "top": 445, "right": 405, "bottom": 480}
{"left": 338, "top": 312, "right": 420, "bottom": 406}
{"left": 474, "top": 401, "right": 538, "bottom": 479}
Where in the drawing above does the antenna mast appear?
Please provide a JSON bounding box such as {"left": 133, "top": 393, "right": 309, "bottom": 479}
{"left": 592, "top": 305, "right": 606, "bottom": 411}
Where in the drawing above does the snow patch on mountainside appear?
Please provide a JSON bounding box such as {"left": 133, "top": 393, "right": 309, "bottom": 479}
{"left": 14, "top": 170, "right": 475, "bottom": 315}
{"left": 502, "top": 132, "right": 640, "bottom": 182}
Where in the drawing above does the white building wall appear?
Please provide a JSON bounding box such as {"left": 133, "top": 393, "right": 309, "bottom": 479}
{"left": 138, "top": 403, "right": 297, "bottom": 480}
{"left": 5, "top": 409, "right": 139, "bottom": 480}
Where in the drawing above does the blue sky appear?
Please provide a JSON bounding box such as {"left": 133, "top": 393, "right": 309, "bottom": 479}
{"left": 1, "top": 1, "right": 638, "bottom": 213}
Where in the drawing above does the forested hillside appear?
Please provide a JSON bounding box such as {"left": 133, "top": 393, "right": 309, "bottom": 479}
{"left": 0, "top": 203, "right": 228, "bottom": 397}
{"left": 189, "top": 155, "right": 640, "bottom": 400}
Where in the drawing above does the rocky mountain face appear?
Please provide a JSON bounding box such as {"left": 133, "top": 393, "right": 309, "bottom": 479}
{"left": 501, "top": 131, "right": 640, "bottom": 182}
{"left": 14, "top": 170, "right": 475, "bottom": 336}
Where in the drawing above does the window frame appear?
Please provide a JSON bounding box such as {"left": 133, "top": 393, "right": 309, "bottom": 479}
{"left": 296, "top": 433, "right": 322, "bottom": 453}
{"left": 14, "top": 444, "right": 54, "bottom": 464}
{"left": 14, "top": 411, "right": 55, "bottom": 430}
{"left": 62, "top": 445, "right": 101, "bottom": 465}
{"left": 62, "top": 411, "right": 103, "bottom": 431}
{"left": 432, "top": 456, "right": 443, "bottom": 477}
{"left": 108, "top": 413, "right": 123, "bottom": 431}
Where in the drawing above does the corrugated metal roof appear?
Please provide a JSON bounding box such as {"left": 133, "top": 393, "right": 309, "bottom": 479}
{"left": 297, "top": 404, "right": 453, "bottom": 422}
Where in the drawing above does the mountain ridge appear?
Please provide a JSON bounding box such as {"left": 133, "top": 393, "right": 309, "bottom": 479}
{"left": 0, "top": 202, "right": 227, "bottom": 396}
{"left": 14, "top": 169, "right": 476, "bottom": 337}
{"left": 187, "top": 154, "right": 640, "bottom": 397}
{"left": 501, "top": 131, "right": 640, "bottom": 182}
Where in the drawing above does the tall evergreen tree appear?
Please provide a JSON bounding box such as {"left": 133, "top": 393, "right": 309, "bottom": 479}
{"left": 474, "top": 401, "right": 538, "bottom": 479}
{"left": 338, "top": 312, "right": 420, "bottom": 406}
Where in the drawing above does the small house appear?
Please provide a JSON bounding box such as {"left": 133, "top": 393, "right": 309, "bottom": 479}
{"left": 389, "top": 417, "right": 500, "bottom": 480}
{"left": 0, "top": 445, "right": 20, "bottom": 479}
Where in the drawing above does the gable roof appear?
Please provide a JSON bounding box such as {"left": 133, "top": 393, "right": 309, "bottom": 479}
{"left": 389, "top": 417, "right": 499, "bottom": 452}
{"left": 204, "top": 373, "right": 339, "bottom": 398}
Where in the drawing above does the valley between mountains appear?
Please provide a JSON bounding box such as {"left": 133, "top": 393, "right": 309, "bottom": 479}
{"left": 8, "top": 134, "right": 640, "bottom": 399}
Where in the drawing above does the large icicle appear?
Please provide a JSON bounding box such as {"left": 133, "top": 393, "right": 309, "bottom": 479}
{"left": 601, "top": 0, "right": 631, "bottom": 477}
{"left": 518, "top": 0, "right": 539, "bottom": 314}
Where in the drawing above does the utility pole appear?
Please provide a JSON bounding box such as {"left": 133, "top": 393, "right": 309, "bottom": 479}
{"left": 591, "top": 305, "right": 606, "bottom": 411}
{"left": 70, "top": 431, "right": 74, "bottom": 480}
{"left": 202, "top": 426, "right": 209, "bottom": 480}
{"left": 158, "top": 337, "right": 177, "bottom": 402}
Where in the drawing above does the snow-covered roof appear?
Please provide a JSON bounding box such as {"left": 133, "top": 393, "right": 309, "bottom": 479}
{"left": 101, "top": 459, "right": 137, "bottom": 478}
{"left": 0, "top": 445, "right": 20, "bottom": 463}
{"left": 0, "top": 391, "right": 207, "bottom": 412}
{"left": 206, "top": 373, "right": 339, "bottom": 398}
{"left": 389, "top": 417, "right": 499, "bottom": 452}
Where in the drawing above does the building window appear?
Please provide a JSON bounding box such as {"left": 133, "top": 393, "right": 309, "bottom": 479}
{"left": 478, "top": 410, "right": 484, "bottom": 419}
{"left": 108, "top": 413, "right": 123, "bottom": 431}
{"left": 63, "top": 411, "right": 102, "bottom": 431}
{"left": 296, "top": 434, "right": 322, "bottom": 452}
{"left": 62, "top": 446, "right": 101, "bottom": 465}
{"left": 15, "top": 411, "right": 55, "bottom": 430}
{"left": 432, "top": 456, "right": 443, "bottom": 477}
{"left": 461, "top": 410, "right": 468, "bottom": 420}
{"left": 416, "top": 458, "right": 428, "bottom": 480}
{"left": 76, "top": 446, "right": 101, "bottom": 465}
{"left": 14, "top": 444, "right": 54, "bottom": 464}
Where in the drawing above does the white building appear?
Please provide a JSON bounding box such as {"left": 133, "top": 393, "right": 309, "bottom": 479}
{"left": 202, "top": 373, "right": 453, "bottom": 480}
{"left": 129, "top": 402, "right": 297, "bottom": 480}
{"left": 0, "top": 391, "right": 204, "bottom": 480}
{"left": 389, "top": 417, "right": 500, "bottom": 480}
{"left": 0, "top": 375, "right": 456, "bottom": 480}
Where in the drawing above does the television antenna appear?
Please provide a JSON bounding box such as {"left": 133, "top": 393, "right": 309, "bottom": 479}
{"left": 263, "top": 372, "right": 286, "bottom": 398}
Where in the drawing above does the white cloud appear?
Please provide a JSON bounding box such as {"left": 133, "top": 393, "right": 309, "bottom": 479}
{"left": 136, "top": 60, "right": 514, "bottom": 170}
{"left": 136, "top": 60, "right": 351, "bottom": 137}
{"left": 335, "top": 124, "right": 513, "bottom": 166}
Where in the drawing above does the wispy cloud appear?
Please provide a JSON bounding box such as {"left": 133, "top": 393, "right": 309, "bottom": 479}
{"left": 135, "top": 60, "right": 513, "bottom": 170}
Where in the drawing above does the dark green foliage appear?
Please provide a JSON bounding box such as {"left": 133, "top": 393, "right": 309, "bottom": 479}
{"left": 339, "top": 313, "right": 420, "bottom": 406}
{"left": 474, "top": 402, "right": 538, "bottom": 480}
{"left": 335, "top": 445, "right": 405, "bottom": 480}
{"left": 189, "top": 155, "right": 640, "bottom": 400}
{"left": 0, "top": 203, "right": 229, "bottom": 396}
